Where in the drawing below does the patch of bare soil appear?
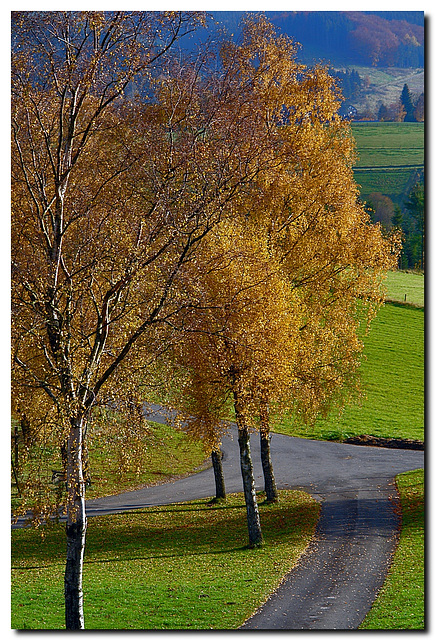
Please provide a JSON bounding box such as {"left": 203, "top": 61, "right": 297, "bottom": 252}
{"left": 343, "top": 434, "right": 424, "bottom": 450}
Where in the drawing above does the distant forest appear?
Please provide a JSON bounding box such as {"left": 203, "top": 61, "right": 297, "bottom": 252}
{"left": 206, "top": 11, "right": 424, "bottom": 68}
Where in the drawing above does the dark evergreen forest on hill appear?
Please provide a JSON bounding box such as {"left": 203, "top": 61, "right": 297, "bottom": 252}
{"left": 195, "top": 11, "right": 424, "bottom": 68}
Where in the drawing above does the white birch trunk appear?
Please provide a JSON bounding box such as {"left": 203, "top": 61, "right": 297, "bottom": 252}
{"left": 233, "top": 388, "right": 263, "bottom": 547}
{"left": 64, "top": 414, "right": 87, "bottom": 629}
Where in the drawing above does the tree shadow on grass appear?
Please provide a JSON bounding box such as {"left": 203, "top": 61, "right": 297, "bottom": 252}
{"left": 85, "top": 497, "right": 319, "bottom": 559}
{"left": 12, "top": 492, "right": 320, "bottom": 569}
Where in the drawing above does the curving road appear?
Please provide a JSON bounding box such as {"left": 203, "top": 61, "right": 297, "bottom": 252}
{"left": 84, "top": 406, "right": 424, "bottom": 630}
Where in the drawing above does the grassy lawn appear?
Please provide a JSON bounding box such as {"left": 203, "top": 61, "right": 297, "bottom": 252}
{"left": 11, "top": 490, "right": 320, "bottom": 630}
{"left": 11, "top": 420, "right": 209, "bottom": 514}
{"left": 360, "top": 469, "right": 424, "bottom": 630}
{"left": 86, "top": 420, "right": 208, "bottom": 499}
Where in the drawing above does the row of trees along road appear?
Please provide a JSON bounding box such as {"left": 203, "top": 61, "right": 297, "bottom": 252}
{"left": 11, "top": 11, "right": 400, "bottom": 629}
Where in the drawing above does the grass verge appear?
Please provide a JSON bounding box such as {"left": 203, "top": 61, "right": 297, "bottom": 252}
{"left": 360, "top": 468, "right": 424, "bottom": 629}
{"left": 11, "top": 490, "right": 320, "bottom": 630}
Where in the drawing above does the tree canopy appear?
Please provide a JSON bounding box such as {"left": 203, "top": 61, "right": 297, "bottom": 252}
{"left": 162, "top": 14, "right": 400, "bottom": 545}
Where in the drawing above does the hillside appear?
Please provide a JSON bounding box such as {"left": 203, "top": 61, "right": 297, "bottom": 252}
{"left": 197, "top": 12, "right": 424, "bottom": 121}
{"left": 208, "top": 11, "right": 424, "bottom": 68}
{"left": 339, "top": 66, "right": 424, "bottom": 117}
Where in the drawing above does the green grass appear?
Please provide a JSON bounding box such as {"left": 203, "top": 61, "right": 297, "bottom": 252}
{"left": 360, "top": 469, "right": 424, "bottom": 630}
{"left": 86, "top": 420, "right": 208, "bottom": 499}
{"left": 11, "top": 490, "right": 320, "bottom": 630}
{"left": 11, "top": 420, "right": 209, "bottom": 513}
{"left": 275, "top": 302, "right": 424, "bottom": 443}
{"left": 350, "top": 122, "right": 424, "bottom": 203}
{"left": 351, "top": 123, "right": 424, "bottom": 168}
{"left": 385, "top": 270, "right": 424, "bottom": 307}
{"left": 353, "top": 166, "right": 416, "bottom": 204}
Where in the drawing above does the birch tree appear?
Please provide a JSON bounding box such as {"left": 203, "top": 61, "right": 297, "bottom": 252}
{"left": 12, "top": 11, "right": 211, "bottom": 628}
{"left": 224, "top": 14, "right": 401, "bottom": 427}
{"left": 171, "top": 14, "right": 400, "bottom": 525}
{"left": 12, "top": 10, "right": 282, "bottom": 627}
{"left": 170, "top": 223, "right": 301, "bottom": 546}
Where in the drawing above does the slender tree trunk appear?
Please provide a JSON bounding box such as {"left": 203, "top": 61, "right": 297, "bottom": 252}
{"left": 14, "top": 423, "right": 19, "bottom": 469}
{"left": 259, "top": 401, "right": 278, "bottom": 503}
{"left": 211, "top": 448, "right": 226, "bottom": 500}
{"left": 20, "top": 414, "right": 32, "bottom": 448}
{"left": 64, "top": 414, "right": 87, "bottom": 630}
{"left": 233, "top": 391, "right": 263, "bottom": 548}
{"left": 11, "top": 457, "right": 21, "bottom": 498}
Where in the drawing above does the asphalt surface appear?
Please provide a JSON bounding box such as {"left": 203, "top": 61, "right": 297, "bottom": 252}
{"left": 85, "top": 405, "right": 424, "bottom": 630}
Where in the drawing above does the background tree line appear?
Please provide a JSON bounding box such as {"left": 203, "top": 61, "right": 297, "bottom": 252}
{"left": 365, "top": 178, "right": 424, "bottom": 270}
{"left": 204, "top": 11, "right": 424, "bottom": 68}
{"left": 377, "top": 83, "right": 424, "bottom": 123}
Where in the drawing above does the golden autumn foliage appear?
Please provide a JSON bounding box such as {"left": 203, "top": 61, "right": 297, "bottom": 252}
{"left": 161, "top": 15, "right": 400, "bottom": 541}
{"left": 169, "top": 14, "right": 400, "bottom": 435}
{"left": 170, "top": 222, "right": 302, "bottom": 444}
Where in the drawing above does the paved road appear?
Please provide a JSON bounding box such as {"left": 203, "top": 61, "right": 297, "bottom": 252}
{"left": 85, "top": 406, "right": 424, "bottom": 630}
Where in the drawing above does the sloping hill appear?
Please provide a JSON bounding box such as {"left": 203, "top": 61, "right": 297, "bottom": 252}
{"left": 208, "top": 11, "right": 424, "bottom": 68}
{"left": 345, "top": 66, "right": 424, "bottom": 115}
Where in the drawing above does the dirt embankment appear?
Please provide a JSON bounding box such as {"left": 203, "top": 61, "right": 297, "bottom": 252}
{"left": 343, "top": 434, "right": 424, "bottom": 450}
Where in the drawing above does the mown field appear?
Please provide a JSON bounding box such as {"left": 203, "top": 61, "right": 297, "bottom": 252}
{"left": 352, "top": 122, "right": 424, "bottom": 167}
{"left": 351, "top": 122, "right": 424, "bottom": 204}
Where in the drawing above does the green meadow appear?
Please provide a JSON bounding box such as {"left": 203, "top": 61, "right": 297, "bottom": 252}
{"left": 385, "top": 270, "right": 424, "bottom": 307}
{"left": 352, "top": 122, "right": 424, "bottom": 167}
{"left": 276, "top": 271, "right": 424, "bottom": 443}
{"left": 351, "top": 122, "right": 424, "bottom": 203}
